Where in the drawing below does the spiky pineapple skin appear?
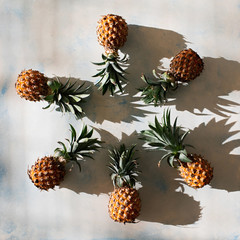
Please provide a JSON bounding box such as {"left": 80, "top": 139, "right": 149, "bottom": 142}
{"left": 97, "top": 14, "right": 128, "bottom": 53}
{"left": 178, "top": 154, "right": 213, "bottom": 188}
{"left": 15, "top": 69, "right": 50, "bottom": 101}
{"left": 27, "top": 156, "right": 65, "bottom": 191}
{"left": 169, "top": 48, "right": 204, "bottom": 82}
{"left": 108, "top": 187, "right": 141, "bottom": 223}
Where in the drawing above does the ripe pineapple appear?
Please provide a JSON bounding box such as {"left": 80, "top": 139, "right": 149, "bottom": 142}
{"left": 169, "top": 48, "right": 204, "bottom": 82}
{"left": 28, "top": 124, "right": 101, "bottom": 191}
{"left": 93, "top": 14, "right": 128, "bottom": 95}
{"left": 15, "top": 69, "right": 91, "bottom": 119}
{"left": 139, "top": 48, "right": 204, "bottom": 106}
{"left": 96, "top": 14, "right": 128, "bottom": 54}
{"left": 27, "top": 156, "right": 65, "bottom": 191}
{"left": 140, "top": 109, "right": 213, "bottom": 188}
{"left": 108, "top": 144, "right": 141, "bottom": 223}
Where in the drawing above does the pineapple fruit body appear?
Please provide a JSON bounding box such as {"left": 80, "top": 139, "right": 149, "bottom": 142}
{"left": 97, "top": 14, "right": 128, "bottom": 54}
{"left": 178, "top": 154, "right": 213, "bottom": 188}
{"left": 108, "top": 187, "right": 141, "bottom": 223}
{"left": 28, "top": 156, "right": 65, "bottom": 191}
{"left": 16, "top": 69, "right": 50, "bottom": 101}
{"left": 169, "top": 48, "right": 204, "bottom": 82}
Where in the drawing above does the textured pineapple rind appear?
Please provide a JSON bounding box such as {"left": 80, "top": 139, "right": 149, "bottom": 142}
{"left": 27, "top": 156, "right": 66, "bottom": 191}
{"left": 178, "top": 153, "right": 213, "bottom": 188}
{"left": 169, "top": 48, "right": 204, "bottom": 82}
{"left": 93, "top": 53, "right": 128, "bottom": 95}
{"left": 108, "top": 187, "right": 141, "bottom": 223}
{"left": 97, "top": 14, "right": 128, "bottom": 53}
{"left": 15, "top": 69, "right": 50, "bottom": 102}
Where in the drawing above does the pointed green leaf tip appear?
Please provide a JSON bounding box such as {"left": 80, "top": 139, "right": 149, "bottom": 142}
{"left": 108, "top": 144, "right": 140, "bottom": 188}
{"left": 43, "top": 77, "right": 91, "bottom": 119}
{"left": 93, "top": 53, "right": 128, "bottom": 96}
{"left": 139, "top": 70, "right": 178, "bottom": 106}
{"left": 140, "top": 109, "right": 192, "bottom": 167}
{"left": 54, "top": 124, "right": 102, "bottom": 172}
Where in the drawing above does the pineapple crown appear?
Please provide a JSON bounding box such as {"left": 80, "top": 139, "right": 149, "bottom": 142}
{"left": 92, "top": 53, "right": 128, "bottom": 95}
{"left": 108, "top": 144, "right": 140, "bottom": 188}
{"left": 139, "top": 70, "right": 178, "bottom": 106}
{"left": 43, "top": 77, "right": 91, "bottom": 119}
{"left": 54, "top": 124, "right": 102, "bottom": 171}
{"left": 140, "top": 109, "right": 193, "bottom": 167}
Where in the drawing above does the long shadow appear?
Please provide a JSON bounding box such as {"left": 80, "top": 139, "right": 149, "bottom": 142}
{"left": 82, "top": 82, "right": 155, "bottom": 124}
{"left": 166, "top": 57, "right": 240, "bottom": 116}
{"left": 60, "top": 130, "right": 201, "bottom": 225}
{"left": 186, "top": 118, "right": 240, "bottom": 192}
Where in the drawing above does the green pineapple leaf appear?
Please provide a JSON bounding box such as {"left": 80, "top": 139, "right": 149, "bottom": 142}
{"left": 54, "top": 124, "right": 102, "bottom": 172}
{"left": 108, "top": 144, "right": 140, "bottom": 188}
{"left": 140, "top": 109, "right": 193, "bottom": 167}
{"left": 43, "top": 78, "right": 91, "bottom": 119}
{"left": 139, "top": 70, "right": 178, "bottom": 106}
{"left": 93, "top": 53, "right": 128, "bottom": 96}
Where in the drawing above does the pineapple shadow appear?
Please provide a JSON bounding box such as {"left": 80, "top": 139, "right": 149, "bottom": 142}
{"left": 166, "top": 57, "right": 240, "bottom": 115}
{"left": 187, "top": 118, "right": 240, "bottom": 192}
{"left": 82, "top": 81, "right": 155, "bottom": 124}
{"left": 60, "top": 130, "right": 201, "bottom": 225}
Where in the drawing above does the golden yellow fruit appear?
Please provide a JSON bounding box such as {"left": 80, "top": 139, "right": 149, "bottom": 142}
{"left": 27, "top": 156, "right": 65, "bottom": 191}
{"left": 169, "top": 48, "right": 204, "bottom": 82}
{"left": 108, "top": 187, "right": 141, "bottom": 223}
{"left": 15, "top": 69, "right": 49, "bottom": 101}
{"left": 97, "top": 14, "right": 128, "bottom": 53}
{"left": 178, "top": 154, "right": 213, "bottom": 188}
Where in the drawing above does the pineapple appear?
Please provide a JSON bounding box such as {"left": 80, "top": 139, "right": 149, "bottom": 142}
{"left": 93, "top": 14, "right": 128, "bottom": 95}
{"left": 140, "top": 109, "right": 213, "bottom": 188}
{"left": 28, "top": 124, "right": 101, "bottom": 191}
{"left": 15, "top": 69, "right": 91, "bottom": 119}
{"left": 139, "top": 48, "right": 204, "bottom": 106}
{"left": 27, "top": 156, "right": 65, "bottom": 191}
{"left": 96, "top": 14, "right": 128, "bottom": 54}
{"left": 108, "top": 144, "right": 141, "bottom": 223}
{"left": 169, "top": 48, "right": 204, "bottom": 82}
